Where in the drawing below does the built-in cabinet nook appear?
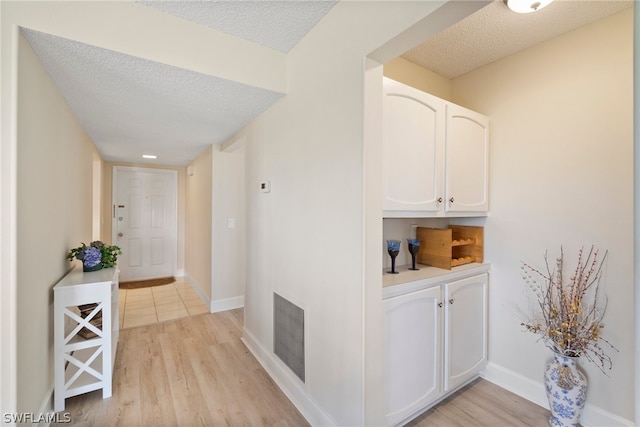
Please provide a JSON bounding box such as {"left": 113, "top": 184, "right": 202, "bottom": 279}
{"left": 381, "top": 76, "right": 490, "bottom": 426}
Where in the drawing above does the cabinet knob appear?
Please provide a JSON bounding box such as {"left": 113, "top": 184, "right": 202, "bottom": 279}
{"left": 437, "top": 197, "right": 443, "bottom": 204}
{"left": 449, "top": 197, "right": 455, "bottom": 203}
{"left": 449, "top": 298, "right": 455, "bottom": 305}
{"left": 438, "top": 302, "right": 443, "bottom": 308}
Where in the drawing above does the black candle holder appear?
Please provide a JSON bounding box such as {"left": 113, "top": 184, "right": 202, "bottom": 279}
{"left": 387, "top": 240, "right": 401, "bottom": 274}
{"left": 407, "top": 238, "right": 420, "bottom": 271}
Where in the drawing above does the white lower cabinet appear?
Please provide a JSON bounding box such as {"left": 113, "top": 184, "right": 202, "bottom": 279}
{"left": 384, "top": 273, "right": 488, "bottom": 426}
{"left": 384, "top": 286, "right": 442, "bottom": 426}
{"left": 444, "top": 274, "right": 488, "bottom": 393}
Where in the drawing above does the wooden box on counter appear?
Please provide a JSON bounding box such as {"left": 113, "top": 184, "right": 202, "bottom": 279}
{"left": 416, "top": 225, "right": 483, "bottom": 270}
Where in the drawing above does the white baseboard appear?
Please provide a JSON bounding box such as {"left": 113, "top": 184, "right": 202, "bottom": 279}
{"left": 482, "top": 362, "right": 633, "bottom": 427}
{"left": 181, "top": 275, "right": 244, "bottom": 313}
{"left": 210, "top": 295, "right": 244, "bottom": 313}
{"left": 33, "top": 385, "right": 53, "bottom": 427}
{"left": 182, "top": 274, "right": 211, "bottom": 309}
{"left": 241, "top": 328, "right": 337, "bottom": 426}
{"left": 36, "top": 387, "right": 52, "bottom": 427}
{"left": 481, "top": 361, "right": 548, "bottom": 408}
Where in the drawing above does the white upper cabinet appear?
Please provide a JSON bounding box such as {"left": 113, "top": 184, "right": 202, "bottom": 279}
{"left": 445, "top": 104, "right": 489, "bottom": 213}
{"left": 382, "top": 78, "right": 446, "bottom": 213}
{"left": 382, "top": 77, "right": 489, "bottom": 217}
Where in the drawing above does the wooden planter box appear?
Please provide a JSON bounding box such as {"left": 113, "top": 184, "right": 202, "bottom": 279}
{"left": 416, "top": 225, "right": 483, "bottom": 270}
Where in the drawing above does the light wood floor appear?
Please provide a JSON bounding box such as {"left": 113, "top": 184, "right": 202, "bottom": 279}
{"left": 56, "top": 308, "right": 549, "bottom": 426}
{"left": 407, "top": 378, "right": 550, "bottom": 427}
{"left": 55, "top": 309, "right": 308, "bottom": 427}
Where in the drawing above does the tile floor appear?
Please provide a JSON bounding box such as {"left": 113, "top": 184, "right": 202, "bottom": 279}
{"left": 118, "top": 277, "right": 209, "bottom": 329}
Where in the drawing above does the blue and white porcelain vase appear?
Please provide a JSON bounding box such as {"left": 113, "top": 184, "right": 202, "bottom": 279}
{"left": 544, "top": 353, "right": 587, "bottom": 427}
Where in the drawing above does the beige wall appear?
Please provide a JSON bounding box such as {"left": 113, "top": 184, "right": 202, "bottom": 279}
{"left": 185, "top": 147, "right": 213, "bottom": 300}
{"left": 451, "top": 8, "right": 634, "bottom": 419}
{"left": 182, "top": 141, "right": 246, "bottom": 307}
{"left": 211, "top": 143, "right": 246, "bottom": 303}
{"left": 15, "top": 31, "right": 100, "bottom": 415}
{"left": 102, "top": 162, "right": 186, "bottom": 275}
{"left": 383, "top": 56, "right": 452, "bottom": 100}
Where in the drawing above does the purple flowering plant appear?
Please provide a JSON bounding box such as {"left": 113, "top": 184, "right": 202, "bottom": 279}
{"left": 67, "top": 240, "right": 122, "bottom": 268}
{"left": 81, "top": 247, "right": 102, "bottom": 267}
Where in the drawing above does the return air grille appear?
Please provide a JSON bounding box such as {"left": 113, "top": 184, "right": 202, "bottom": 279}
{"left": 273, "top": 293, "right": 305, "bottom": 382}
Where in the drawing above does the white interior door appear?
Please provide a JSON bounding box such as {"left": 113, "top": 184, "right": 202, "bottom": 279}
{"left": 113, "top": 167, "right": 177, "bottom": 281}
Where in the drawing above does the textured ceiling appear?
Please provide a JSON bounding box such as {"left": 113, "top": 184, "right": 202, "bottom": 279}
{"left": 22, "top": 28, "right": 285, "bottom": 166}
{"left": 137, "top": 0, "right": 337, "bottom": 53}
{"left": 21, "top": 1, "right": 336, "bottom": 166}
{"left": 402, "top": 0, "right": 633, "bottom": 78}
{"left": 20, "top": 0, "right": 632, "bottom": 166}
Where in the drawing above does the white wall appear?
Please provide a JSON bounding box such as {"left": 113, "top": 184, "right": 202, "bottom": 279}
{"left": 452, "top": 8, "right": 634, "bottom": 421}
{"left": 211, "top": 142, "right": 246, "bottom": 310}
{"left": 183, "top": 141, "right": 246, "bottom": 310}
{"left": 238, "top": 2, "right": 467, "bottom": 425}
{"left": 236, "top": 2, "right": 464, "bottom": 425}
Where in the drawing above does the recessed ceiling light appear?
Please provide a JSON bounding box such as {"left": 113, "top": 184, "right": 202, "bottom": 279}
{"left": 142, "top": 154, "right": 157, "bottom": 159}
{"left": 505, "top": 0, "right": 553, "bottom": 13}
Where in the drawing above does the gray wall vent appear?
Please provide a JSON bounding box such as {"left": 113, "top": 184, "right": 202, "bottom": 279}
{"left": 273, "top": 293, "right": 305, "bottom": 382}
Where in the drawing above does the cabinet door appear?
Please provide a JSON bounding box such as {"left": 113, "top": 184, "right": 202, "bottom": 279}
{"left": 444, "top": 273, "right": 488, "bottom": 392}
{"left": 445, "top": 104, "right": 489, "bottom": 213}
{"left": 382, "top": 78, "right": 445, "bottom": 214}
{"left": 384, "top": 286, "right": 442, "bottom": 426}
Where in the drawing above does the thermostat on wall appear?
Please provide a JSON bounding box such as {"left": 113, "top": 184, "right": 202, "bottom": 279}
{"left": 260, "top": 181, "right": 271, "bottom": 193}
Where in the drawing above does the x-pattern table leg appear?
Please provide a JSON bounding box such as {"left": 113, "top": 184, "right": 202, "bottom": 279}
{"left": 63, "top": 303, "right": 104, "bottom": 343}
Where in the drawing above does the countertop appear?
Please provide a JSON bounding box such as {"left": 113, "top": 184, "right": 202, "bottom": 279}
{"left": 382, "top": 262, "right": 490, "bottom": 299}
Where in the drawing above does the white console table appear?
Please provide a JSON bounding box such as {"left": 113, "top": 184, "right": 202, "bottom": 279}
{"left": 53, "top": 267, "right": 119, "bottom": 412}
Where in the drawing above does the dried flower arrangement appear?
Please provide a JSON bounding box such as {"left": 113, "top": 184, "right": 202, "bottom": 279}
{"left": 521, "top": 246, "right": 617, "bottom": 373}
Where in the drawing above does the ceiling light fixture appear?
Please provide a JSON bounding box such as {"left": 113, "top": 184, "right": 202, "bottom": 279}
{"left": 504, "top": 0, "right": 553, "bottom": 13}
{"left": 142, "top": 154, "right": 157, "bottom": 159}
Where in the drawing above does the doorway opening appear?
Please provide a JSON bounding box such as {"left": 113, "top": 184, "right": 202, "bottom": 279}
{"left": 112, "top": 166, "right": 178, "bottom": 282}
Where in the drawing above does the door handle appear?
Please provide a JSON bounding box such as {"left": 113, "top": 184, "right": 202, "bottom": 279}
{"left": 118, "top": 233, "right": 124, "bottom": 238}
